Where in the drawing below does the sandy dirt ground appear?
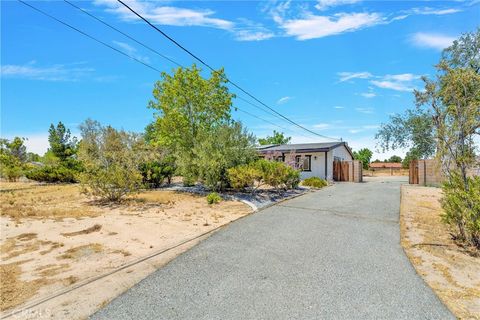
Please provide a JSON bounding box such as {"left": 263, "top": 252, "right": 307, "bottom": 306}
{"left": 400, "top": 185, "right": 480, "bottom": 319}
{"left": 364, "top": 169, "right": 409, "bottom": 177}
{"left": 0, "top": 182, "right": 252, "bottom": 319}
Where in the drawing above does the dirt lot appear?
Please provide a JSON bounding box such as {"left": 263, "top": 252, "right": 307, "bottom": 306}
{"left": 0, "top": 182, "right": 252, "bottom": 319}
{"left": 364, "top": 168, "right": 409, "bottom": 177}
{"left": 400, "top": 185, "right": 480, "bottom": 319}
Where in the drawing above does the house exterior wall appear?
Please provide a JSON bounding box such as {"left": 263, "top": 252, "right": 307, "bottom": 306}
{"left": 332, "top": 145, "right": 353, "bottom": 161}
{"left": 259, "top": 145, "right": 353, "bottom": 181}
{"left": 293, "top": 151, "right": 333, "bottom": 180}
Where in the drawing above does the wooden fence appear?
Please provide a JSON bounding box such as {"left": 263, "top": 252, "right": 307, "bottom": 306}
{"left": 409, "top": 159, "right": 443, "bottom": 186}
{"left": 333, "top": 160, "right": 363, "bottom": 182}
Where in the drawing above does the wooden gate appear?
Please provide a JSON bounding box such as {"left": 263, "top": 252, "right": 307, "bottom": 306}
{"left": 333, "top": 160, "right": 349, "bottom": 181}
{"left": 409, "top": 160, "right": 419, "bottom": 184}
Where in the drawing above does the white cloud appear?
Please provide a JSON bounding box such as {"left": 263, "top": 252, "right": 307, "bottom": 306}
{"left": 370, "top": 80, "right": 414, "bottom": 92}
{"left": 279, "top": 12, "right": 383, "bottom": 40}
{"left": 97, "top": 0, "right": 274, "bottom": 42}
{"left": 235, "top": 30, "right": 275, "bottom": 41}
{"left": 384, "top": 73, "right": 420, "bottom": 82}
{"left": 410, "top": 7, "right": 462, "bottom": 15}
{"left": 338, "top": 71, "right": 421, "bottom": 92}
{"left": 333, "top": 106, "right": 344, "bottom": 109}
{"left": 349, "top": 129, "right": 362, "bottom": 134}
{"left": 95, "top": 0, "right": 233, "bottom": 29}
{"left": 234, "top": 18, "right": 275, "bottom": 41}
{"left": 112, "top": 40, "right": 150, "bottom": 63}
{"left": 355, "top": 107, "right": 374, "bottom": 114}
{"left": 277, "top": 96, "right": 293, "bottom": 104}
{"left": 410, "top": 32, "right": 456, "bottom": 51}
{"left": 1, "top": 62, "right": 94, "bottom": 81}
{"left": 313, "top": 123, "right": 331, "bottom": 130}
{"left": 337, "top": 71, "right": 372, "bottom": 82}
{"left": 315, "top": 0, "right": 362, "bottom": 11}
{"left": 360, "top": 92, "right": 376, "bottom": 98}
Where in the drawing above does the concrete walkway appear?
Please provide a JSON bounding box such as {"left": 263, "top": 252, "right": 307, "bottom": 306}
{"left": 92, "top": 177, "right": 453, "bottom": 319}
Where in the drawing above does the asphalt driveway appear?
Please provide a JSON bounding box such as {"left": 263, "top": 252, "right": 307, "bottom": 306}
{"left": 92, "top": 176, "right": 453, "bottom": 319}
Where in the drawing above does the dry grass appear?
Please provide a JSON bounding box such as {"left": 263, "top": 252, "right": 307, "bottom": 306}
{"left": 0, "top": 181, "right": 251, "bottom": 316}
{"left": 401, "top": 185, "right": 480, "bottom": 319}
{"left": 0, "top": 184, "right": 98, "bottom": 221}
{"left": 0, "top": 233, "right": 62, "bottom": 260}
{"left": 57, "top": 243, "right": 103, "bottom": 260}
{"left": 61, "top": 224, "right": 102, "bottom": 237}
{"left": 0, "top": 261, "right": 51, "bottom": 311}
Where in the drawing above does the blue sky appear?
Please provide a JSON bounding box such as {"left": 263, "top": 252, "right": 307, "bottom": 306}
{"left": 1, "top": 0, "right": 479, "bottom": 159}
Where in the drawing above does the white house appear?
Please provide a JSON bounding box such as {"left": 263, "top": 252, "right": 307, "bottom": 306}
{"left": 256, "top": 142, "right": 354, "bottom": 180}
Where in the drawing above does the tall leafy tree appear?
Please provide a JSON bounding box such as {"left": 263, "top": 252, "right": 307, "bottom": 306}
{"left": 352, "top": 148, "right": 373, "bottom": 170}
{"left": 148, "top": 64, "right": 235, "bottom": 183}
{"left": 258, "top": 130, "right": 291, "bottom": 145}
{"left": 414, "top": 28, "right": 480, "bottom": 248}
{"left": 48, "top": 122, "right": 77, "bottom": 161}
{"left": 0, "top": 137, "right": 27, "bottom": 181}
{"left": 387, "top": 155, "right": 402, "bottom": 163}
{"left": 375, "top": 108, "right": 435, "bottom": 160}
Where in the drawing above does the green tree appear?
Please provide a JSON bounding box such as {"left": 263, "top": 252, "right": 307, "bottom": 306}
{"left": 26, "top": 152, "right": 41, "bottom": 162}
{"left": 0, "top": 137, "right": 27, "bottom": 181}
{"left": 353, "top": 148, "right": 373, "bottom": 170}
{"left": 258, "top": 130, "right": 291, "bottom": 145}
{"left": 401, "top": 149, "right": 420, "bottom": 169}
{"left": 387, "top": 155, "right": 402, "bottom": 163}
{"left": 147, "top": 64, "right": 240, "bottom": 185}
{"left": 193, "top": 121, "right": 257, "bottom": 190}
{"left": 27, "top": 122, "right": 81, "bottom": 183}
{"left": 77, "top": 119, "right": 144, "bottom": 201}
{"left": 415, "top": 29, "right": 480, "bottom": 248}
{"left": 48, "top": 122, "right": 77, "bottom": 161}
{"left": 375, "top": 108, "right": 435, "bottom": 160}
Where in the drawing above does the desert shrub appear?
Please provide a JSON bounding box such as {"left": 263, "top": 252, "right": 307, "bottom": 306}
{"left": 77, "top": 120, "right": 144, "bottom": 202}
{"left": 228, "top": 159, "right": 300, "bottom": 191}
{"left": 255, "top": 159, "right": 300, "bottom": 190}
{"left": 26, "top": 165, "right": 77, "bottom": 183}
{"left": 193, "top": 122, "right": 257, "bottom": 191}
{"left": 207, "top": 192, "right": 222, "bottom": 204}
{"left": 227, "top": 164, "right": 262, "bottom": 191}
{"left": 302, "top": 177, "right": 328, "bottom": 188}
{"left": 1, "top": 165, "right": 23, "bottom": 182}
{"left": 441, "top": 172, "right": 480, "bottom": 249}
{"left": 0, "top": 137, "right": 27, "bottom": 181}
{"left": 140, "top": 157, "right": 176, "bottom": 188}
{"left": 284, "top": 166, "right": 301, "bottom": 189}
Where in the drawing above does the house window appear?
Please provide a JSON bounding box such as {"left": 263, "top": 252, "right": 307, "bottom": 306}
{"left": 295, "top": 155, "right": 311, "bottom": 171}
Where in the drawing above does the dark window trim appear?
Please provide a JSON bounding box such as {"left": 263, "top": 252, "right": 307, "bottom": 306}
{"left": 296, "top": 155, "right": 312, "bottom": 172}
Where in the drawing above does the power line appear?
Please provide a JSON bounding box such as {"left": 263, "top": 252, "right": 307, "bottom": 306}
{"left": 116, "top": 0, "right": 339, "bottom": 141}
{"left": 58, "top": 0, "right": 323, "bottom": 140}
{"left": 18, "top": 0, "right": 329, "bottom": 141}
{"left": 63, "top": 0, "right": 181, "bottom": 68}
{"left": 17, "top": 0, "right": 162, "bottom": 73}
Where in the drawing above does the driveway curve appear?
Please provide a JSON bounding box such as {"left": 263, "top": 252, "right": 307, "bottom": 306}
{"left": 92, "top": 176, "right": 453, "bottom": 319}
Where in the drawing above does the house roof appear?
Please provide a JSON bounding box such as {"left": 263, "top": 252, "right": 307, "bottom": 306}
{"left": 369, "top": 162, "right": 403, "bottom": 169}
{"left": 257, "top": 142, "right": 353, "bottom": 157}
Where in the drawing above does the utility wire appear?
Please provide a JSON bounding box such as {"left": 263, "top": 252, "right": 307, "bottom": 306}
{"left": 19, "top": 0, "right": 327, "bottom": 141}
{"left": 58, "top": 0, "right": 321, "bottom": 140}
{"left": 17, "top": 0, "right": 162, "bottom": 73}
{"left": 116, "top": 0, "right": 339, "bottom": 141}
{"left": 63, "top": 0, "right": 181, "bottom": 68}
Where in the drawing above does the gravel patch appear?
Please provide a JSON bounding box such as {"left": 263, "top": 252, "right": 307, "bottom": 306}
{"left": 161, "top": 182, "right": 311, "bottom": 211}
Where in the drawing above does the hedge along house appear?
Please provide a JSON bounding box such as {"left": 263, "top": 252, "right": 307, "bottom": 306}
{"left": 256, "top": 142, "right": 354, "bottom": 180}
